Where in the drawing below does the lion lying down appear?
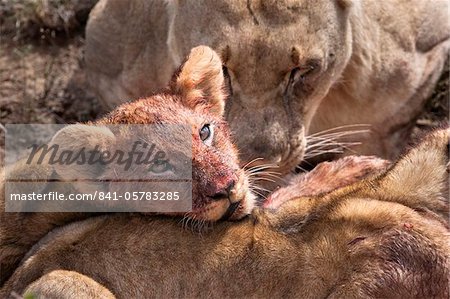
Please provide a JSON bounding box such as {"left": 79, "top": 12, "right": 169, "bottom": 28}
{"left": 2, "top": 128, "right": 448, "bottom": 298}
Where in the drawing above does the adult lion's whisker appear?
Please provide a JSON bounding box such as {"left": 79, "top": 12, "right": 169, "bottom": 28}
{"left": 247, "top": 170, "right": 282, "bottom": 177}
{"left": 307, "top": 133, "right": 366, "bottom": 141}
{"left": 305, "top": 142, "right": 362, "bottom": 153}
{"left": 303, "top": 126, "right": 369, "bottom": 161}
{"left": 306, "top": 143, "right": 359, "bottom": 152}
{"left": 305, "top": 146, "right": 344, "bottom": 157}
{"left": 307, "top": 132, "right": 368, "bottom": 143}
{"left": 304, "top": 149, "right": 347, "bottom": 159}
{"left": 307, "top": 124, "right": 371, "bottom": 138}
{"left": 305, "top": 149, "right": 344, "bottom": 155}
{"left": 246, "top": 164, "right": 279, "bottom": 173}
{"left": 306, "top": 132, "right": 369, "bottom": 145}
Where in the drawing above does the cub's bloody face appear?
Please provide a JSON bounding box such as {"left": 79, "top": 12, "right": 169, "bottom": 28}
{"left": 52, "top": 46, "right": 256, "bottom": 222}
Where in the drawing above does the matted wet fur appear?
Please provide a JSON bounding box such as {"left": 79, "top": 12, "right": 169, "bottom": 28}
{"left": 85, "top": 0, "right": 450, "bottom": 175}
{"left": 0, "top": 46, "right": 256, "bottom": 286}
{"left": 2, "top": 128, "right": 448, "bottom": 298}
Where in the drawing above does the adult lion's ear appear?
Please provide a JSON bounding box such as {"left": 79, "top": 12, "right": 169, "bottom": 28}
{"left": 50, "top": 124, "right": 116, "bottom": 181}
{"left": 170, "top": 46, "right": 227, "bottom": 116}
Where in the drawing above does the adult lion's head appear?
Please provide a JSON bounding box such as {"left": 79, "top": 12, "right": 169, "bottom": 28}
{"left": 166, "top": 0, "right": 353, "bottom": 173}
{"left": 86, "top": 0, "right": 354, "bottom": 175}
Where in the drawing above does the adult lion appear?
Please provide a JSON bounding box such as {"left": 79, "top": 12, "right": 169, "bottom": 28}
{"left": 85, "top": 0, "right": 450, "bottom": 175}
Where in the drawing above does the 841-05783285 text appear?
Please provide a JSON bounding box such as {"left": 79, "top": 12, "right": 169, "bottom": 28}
{"left": 9, "top": 191, "right": 180, "bottom": 201}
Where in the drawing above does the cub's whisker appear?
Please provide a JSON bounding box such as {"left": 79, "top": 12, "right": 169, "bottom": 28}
{"left": 249, "top": 177, "right": 277, "bottom": 183}
{"left": 248, "top": 182, "right": 272, "bottom": 193}
{"left": 295, "top": 165, "right": 309, "bottom": 173}
{"left": 249, "top": 187, "right": 267, "bottom": 199}
{"left": 248, "top": 171, "right": 286, "bottom": 186}
{"left": 241, "top": 157, "right": 265, "bottom": 170}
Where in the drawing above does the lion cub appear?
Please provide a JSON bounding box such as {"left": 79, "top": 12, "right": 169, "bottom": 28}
{"left": 0, "top": 46, "right": 255, "bottom": 285}
{"left": 1, "top": 129, "right": 448, "bottom": 298}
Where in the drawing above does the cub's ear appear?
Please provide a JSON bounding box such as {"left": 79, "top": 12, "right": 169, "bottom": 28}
{"left": 375, "top": 128, "right": 449, "bottom": 219}
{"left": 50, "top": 124, "right": 116, "bottom": 181}
{"left": 169, "top": 45, "right": 227, "bottom": 116}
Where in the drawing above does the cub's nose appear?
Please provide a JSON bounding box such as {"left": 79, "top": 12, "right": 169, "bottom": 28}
{"left": 210, "top": 180, "right": 235, "bottom": 201}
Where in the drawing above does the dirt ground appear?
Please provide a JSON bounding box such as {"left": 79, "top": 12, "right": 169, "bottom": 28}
{"left": 0, "top": 0, "right": 102, "bottom": 164}
{"left": 0, "top": 0, "right": 449, "bottom": 164}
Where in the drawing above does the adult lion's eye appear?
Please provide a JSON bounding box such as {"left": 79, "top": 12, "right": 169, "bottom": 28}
{"left": 199, "top": 124, "right": 214, "bottom": 146}
{"left": 286, "top": 61, "right": 321, "bottom": 97}
{"left": 222, "top": 65, "right": 233, "bottom": 96}
{"left": 289, "top": 65, "right": 315, "bottom": 85}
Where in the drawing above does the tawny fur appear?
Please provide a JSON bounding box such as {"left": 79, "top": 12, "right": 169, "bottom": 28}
{"left": 85, "top": 0, "right": 450, "bottom": 175}
{"left": 0, "top": 46, "right": 255, "bottom": 286}
{"left": 1, "top": 129, "right": 449, "bottom": 298}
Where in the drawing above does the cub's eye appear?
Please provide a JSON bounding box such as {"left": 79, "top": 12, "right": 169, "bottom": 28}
{"left": 199, "top": 124, "right": 214, "bottom": 146}
{"left": 149, "top": 160, "right": 174, "bottom": 175}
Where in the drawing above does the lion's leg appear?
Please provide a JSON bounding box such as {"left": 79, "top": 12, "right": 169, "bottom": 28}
{"left": 264, "top": 155, "right": 390, "bottom": 210}
{"left": 0, "top": 212, "right": 96, "bottom": 286}
{"left": 0, "top": 159, "right": 96, "bottom": 285}
{"left": 22, "top": 270, "right": 115, "bottom": 299}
